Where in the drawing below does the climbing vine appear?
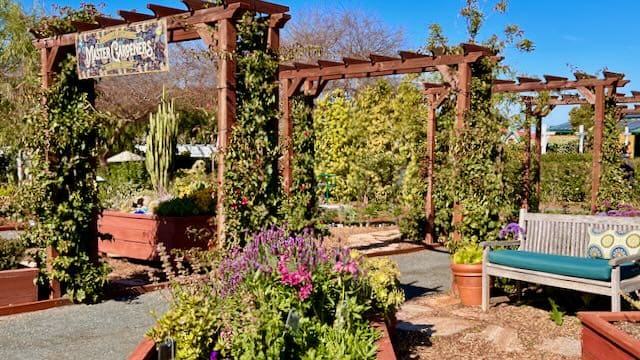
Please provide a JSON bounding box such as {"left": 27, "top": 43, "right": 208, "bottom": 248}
{"left": 597, "top": 97, "right": 634, "bottom": 209}
{"left": 20, "top": 55, "right": 109, "bottom": 303}
{"left": 281, "top": 96, "right": 319, "bottom": 232}
{"left": 223, "top": 13, "right": 282, "bottom": 245}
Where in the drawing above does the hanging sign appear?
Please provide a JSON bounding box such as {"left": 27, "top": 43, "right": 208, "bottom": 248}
{"left": 76, "top": 19, "right": 169, "bottom": 79}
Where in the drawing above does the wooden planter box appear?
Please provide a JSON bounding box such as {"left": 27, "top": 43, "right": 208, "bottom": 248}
{"left": 98, "top": 211, "right": 213, "bottom": 261}
{"left": 578, "top": 311, "right": 640, "bottom": 360}
{"left": 128, "top": 320, "right": 397, "bottom": 360}
{"left": 0, "top": 268, "right": 38, "bottom": 307}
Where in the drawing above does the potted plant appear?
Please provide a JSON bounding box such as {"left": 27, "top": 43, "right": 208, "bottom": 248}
{"left": 577, "top": 295, "right": 640, "bottom": 359}
{"left": 451, "top": 242, "right": 484, "bottom": 305}
{"left": 98, "top": 94, "right": 215, "bottom": 260}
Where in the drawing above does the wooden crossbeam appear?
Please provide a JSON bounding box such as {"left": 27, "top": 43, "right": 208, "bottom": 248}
{"left": 72, "top": 21, "right": 100, "bottom": 32}
{"left": 369, "top": 54, "right": 400, "bottom": 63}
{"left": 574, "top": 72, "right": 596, "bottom": 80}
{"left": 544, "top": 75, "right": 568, "bottom": 82}
{"left": 278, "top": 64, "right": 296, "bottom": 71}
{"left": 227, "top": 0, "right": 289, "bottom": 14}
{"left": 147, "top": 4, "right": 185, "bottom": 17}
{"left": 118, "top": 10, "right": 155, "bottom": 22}
{"left": 342, "top": 57, "right": 370, "bottom": 65}
{"left": 182, "top": 0, "right": 208, "bottom": 11}
{"left": 461, "top": 43, "right": 493, "bottom": 55}
{"left": 293, "top": 62, "right": 316, "bottom": 69}
{"left": 493, "top": 79, "right": 515, "bottom": 85}
{"left": 517, "top": 76, "right": 541, "bottom": 84}
{"left": 493, "top": 77, "right": 622, "bottom": 93}
{"left": 399, "top": 51, "right": 429, "bottom": 60}
{"left": 317, "top": 60, "right": 343, "bottom": 68}
{"left": 280, "top": 51, "right": 486, "bottom": 80}
{"left": 95, "top": 16, "right": 127, "bottom": 27}
{"left": 604, "top": 71, "right": 625, "bottom": 79}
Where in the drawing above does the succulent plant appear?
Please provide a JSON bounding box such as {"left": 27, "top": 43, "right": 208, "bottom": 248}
{"left": 146, "top": 88, "right": 179, "bottom": 196}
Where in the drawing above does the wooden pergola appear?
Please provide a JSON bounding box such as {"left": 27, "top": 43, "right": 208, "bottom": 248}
{"left": 33, "top": 0, "right": 290, "bottom": 297}
{"left": 422, "top": 72, "right": 633, "bottom": 244}
{"left": 278, "top": 44, "right": 497, "bottom": 245}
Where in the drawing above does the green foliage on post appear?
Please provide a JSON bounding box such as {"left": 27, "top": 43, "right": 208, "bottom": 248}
{"left": 146, "top": 91, "right": 180, "bottom": 196}
{"left": 20, "top": 55, "right": 109, "bottom": 303}
{"left": 282, "top": 97, "right": 319, "bottom": 232}
{"left": 597, "top": 97, "right": 634, "bottom": 209}
{"left": 223, "top": 14, "right": 282, "bottom": 245}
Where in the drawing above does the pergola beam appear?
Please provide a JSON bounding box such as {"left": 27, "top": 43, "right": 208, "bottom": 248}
{"left": 279, "top": 52, "right": 486, "bottom": 80}
{"left": 34, "top": 1, "right": 290, "bottom": 49}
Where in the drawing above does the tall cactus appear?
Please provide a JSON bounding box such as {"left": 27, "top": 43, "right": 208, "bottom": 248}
{"left": 146, "top": 90, "right": 179, "bottom": 196}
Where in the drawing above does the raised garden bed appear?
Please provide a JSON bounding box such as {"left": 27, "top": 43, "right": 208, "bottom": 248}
{"left": 128, "top": 320, "right": 397, "bottom": 360}
{"left": 578, "top": 311, "right": 640, "bottom": 360}
{"left": 0, "top": 268, "right": 38, "bottom": 307}
{"left": 98, "top": 210, "right": 212, "bottom": 261}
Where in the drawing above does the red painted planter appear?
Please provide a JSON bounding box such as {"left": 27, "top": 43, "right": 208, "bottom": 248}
{"left": 0, "top": 268, "right": 38, "bottom": 307}
{"left": 129, "top": 320, "right": 397, "bottom": 360}
{"left": 98, "top": 211, "right": 213, "bottom": 261}
{"left": 578, "top": 311, "right": 640, "bottom": 360}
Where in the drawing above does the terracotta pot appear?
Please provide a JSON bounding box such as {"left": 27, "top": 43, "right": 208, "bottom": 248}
{"left": 578, "top": 311, "right": 640, "bottom": 360}
{"left": 98, "top": 211, "right": 213, "bottom": 261}
{"left": 450, "top": 263, "right": 483, "bottom": 306}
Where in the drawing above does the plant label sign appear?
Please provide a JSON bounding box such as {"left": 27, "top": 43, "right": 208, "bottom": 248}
{"left": 76, "top": 19, "right": 169, "bottom": 79}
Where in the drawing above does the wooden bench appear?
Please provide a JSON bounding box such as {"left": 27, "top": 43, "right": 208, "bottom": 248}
{"left": 481, "top": 209, "right": 640, "bottom": 312}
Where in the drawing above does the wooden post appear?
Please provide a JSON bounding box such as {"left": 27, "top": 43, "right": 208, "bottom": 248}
{"left": 591, "top": 85, "right": 605, "bottom": 214}
{"left": 215, "top": 19, "right": 237, "bottom": 245}
{"left": 281, "top": 80, "right": 293, "bottom": 194}
{"left": 522, "top": 108, "right": 532, "bottom": 210}
{"left": 452, "top": 62, "right": 471, "bottom": 242}
{"left": 40, "top": 47, "right": 61, "bottom": 299}
{"left": 424, "top": 94, "right": 437, "bottom": 245}
{"left": 534, "top": 115, "right": 542, "bottom": 204}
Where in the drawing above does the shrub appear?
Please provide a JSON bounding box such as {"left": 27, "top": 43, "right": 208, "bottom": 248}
{"left": 540, "top": 153, "right": 591, "bottom": 205}
{"left": 0, "top": 238, "right": 26, "bottom": 270}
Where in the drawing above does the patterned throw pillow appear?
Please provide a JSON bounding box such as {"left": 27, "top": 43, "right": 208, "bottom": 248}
{"left": 587, "top": 227, "right": 640, "bottom": 259}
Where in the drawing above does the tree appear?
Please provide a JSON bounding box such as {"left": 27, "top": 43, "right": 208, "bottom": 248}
{"left": 569, "top": 104, "right": 594, "bottom": 131}
{"left": 0, "top": 0, "right": 39, "bottom": 148}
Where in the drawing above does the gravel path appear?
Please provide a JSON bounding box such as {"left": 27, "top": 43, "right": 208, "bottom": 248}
{"left": 390, "top": 249, "right": 451, "bottom": 300}
{"left": 0, "top": 291, "right": 169, "bottom": 360}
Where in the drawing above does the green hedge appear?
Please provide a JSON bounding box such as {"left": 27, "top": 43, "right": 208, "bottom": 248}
{"left": 540, "top": 153, "right": 592, "bottom": 206}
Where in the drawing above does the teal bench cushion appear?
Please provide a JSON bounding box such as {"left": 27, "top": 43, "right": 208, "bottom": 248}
{"left": 488, "top": 250, "right": 640, "bottom": 281}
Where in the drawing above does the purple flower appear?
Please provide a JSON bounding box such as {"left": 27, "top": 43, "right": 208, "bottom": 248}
{"left": 499, "top": 222, "right": 525, "bottom": 239}
{"left": 210, "top": 351, "right": 218, "bottom": 360}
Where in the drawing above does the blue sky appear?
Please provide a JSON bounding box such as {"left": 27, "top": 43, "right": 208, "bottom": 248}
{"left": 23, "top": 0, "right": 640, "bottom": 125}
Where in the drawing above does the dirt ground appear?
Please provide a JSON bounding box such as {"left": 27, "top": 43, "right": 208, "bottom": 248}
{"left": 326, "top": 224, "right": 398, "bottom": 247}
{"left": 393, "top": 293, "right": 582, "bottom": 360}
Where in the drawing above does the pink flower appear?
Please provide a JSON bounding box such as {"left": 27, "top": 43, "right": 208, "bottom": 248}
{"left": 241, "top": 197, "right": 249, "bottom": 206}
{"left": 298, "top": 282, "right": 313, "bottom": 300}
{"left": 334, "top": 261, "right": 344, "bottom": 273}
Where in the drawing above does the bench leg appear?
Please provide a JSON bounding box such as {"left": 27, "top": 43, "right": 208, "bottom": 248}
{"left": 482, "top": 252, "right": 490, "bottom": 311}
{"left": 611, "top": 267, "right": 621, "bottom": 312}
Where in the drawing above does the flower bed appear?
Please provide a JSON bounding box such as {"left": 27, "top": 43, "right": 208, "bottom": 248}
{"left": 144, "top": 227, "right": 404, "bottom": 359}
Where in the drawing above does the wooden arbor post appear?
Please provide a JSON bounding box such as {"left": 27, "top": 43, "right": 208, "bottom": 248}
{"left": 423, "top": 84, "right": 450, "bottom": 245}
{"left": 591, "top": 84, "right": 607, "bottom": 214}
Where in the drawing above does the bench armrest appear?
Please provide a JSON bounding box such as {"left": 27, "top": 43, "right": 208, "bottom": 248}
{"left": 608, "top": 253, "right": 640, "bottom": 267}
{"left": 480, "top": 240, "right": 521, "bottom": 249}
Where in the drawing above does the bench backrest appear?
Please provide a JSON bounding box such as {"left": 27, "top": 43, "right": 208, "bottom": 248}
{"left": 518, "top": 209, "right": 640, "bottom": 257}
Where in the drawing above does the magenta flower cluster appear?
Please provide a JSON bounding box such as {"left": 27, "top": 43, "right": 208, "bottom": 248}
{"left": 217, "top": 226, "right": 358, "bottom": 300}
{"left": 277, "top": 255, "right": 313, "bottom": 300}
